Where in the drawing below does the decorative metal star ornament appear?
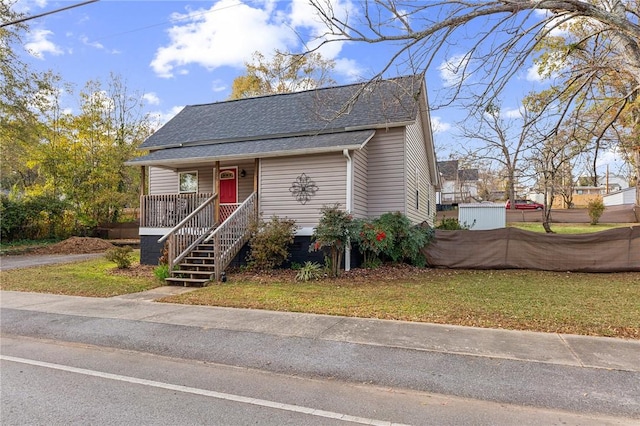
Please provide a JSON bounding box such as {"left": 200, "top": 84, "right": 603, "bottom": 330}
{"left": 289, "top": 173, "right": 318, "bottom": 205}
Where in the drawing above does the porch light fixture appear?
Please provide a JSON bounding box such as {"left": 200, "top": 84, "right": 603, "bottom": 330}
{"left": 240, "top": 169, "right": 246, "bottom": 178}
{"left": 289, "top": 173, "right": 318, "bottom": 205}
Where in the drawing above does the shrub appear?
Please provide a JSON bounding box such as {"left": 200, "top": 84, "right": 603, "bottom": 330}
{"left": 375, "top": 212, "right": 434, "bottom": 266}
{"left": 1, "top": 194, "right": 75, "bottom": 241}
{"left": 295, "top": 261, "right": 323, "bottom": 282}
{"left": 105, "top": 246, "right": 134, "bottom": 269}
{"left": 587, "top": 197, "right": 605, "bottom": 225}
{"left": 154, "top": 264, "right": 171, "bottom": 281}
{"left": 310, "top": 204, "right": 356, "bottom": 277}
{"left": 353, "top": 218, "right": 393, "bottom": 267}
{"left": 246, "top": 215, "right": 297, "bottom": 270}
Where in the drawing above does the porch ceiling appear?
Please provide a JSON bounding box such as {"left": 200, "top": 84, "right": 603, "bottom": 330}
{"left": 126, "top": 130, "right": 375, "bottom": 168}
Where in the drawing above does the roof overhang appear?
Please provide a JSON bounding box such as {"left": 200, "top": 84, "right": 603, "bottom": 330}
{"left": 126, "top": 130, "right": 375, "bottom": 168}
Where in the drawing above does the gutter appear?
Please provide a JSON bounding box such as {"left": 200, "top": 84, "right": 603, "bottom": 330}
{"left": 343, "top": 149, "right": 352, "bottom": 272}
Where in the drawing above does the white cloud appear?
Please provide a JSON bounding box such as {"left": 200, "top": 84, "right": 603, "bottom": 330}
{"left": 431, "top": 116, "right": 451, "bottom": 134}
{"left": 143, "top": 92, "right": 161, "bottom": 106}
{"left": 80, "top": 35, "right": 104, "bottom": 50}
{"left": 150, "top": 0, "right": 356, "bottom": 78}
{"left": 438, "top": 54, "right": 469, "bottom": 87}
{"left": 334, "top": 58, "right": 364, "bottom": 82}
{"left": 211, "top": 80, "right": 227, "bottom": 93}
{"left": 503, "top": 107, "right": 522, "bottom": 119}
{"left": 526, "top": 64, "right": 544, "bottom": 82}
{"left": 25, "top": 29, "right": 63, "bottom": 59}
{"left": 149, "top": 106, "right": 184, "bottom": 128}
{"left": 151, "top": 0, "right": 297, "bottom": 78}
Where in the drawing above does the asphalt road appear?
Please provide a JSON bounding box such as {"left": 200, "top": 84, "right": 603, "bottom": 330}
{"left": 1, "top": 303, "right": 639, "bottom": 425}
{"left": 2, "top": 335, "right": 635, "bottom": 426}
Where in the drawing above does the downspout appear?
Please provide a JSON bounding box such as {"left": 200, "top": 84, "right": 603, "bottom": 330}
{"left": 343, "top": 149, "right": 352, "bottom": 272}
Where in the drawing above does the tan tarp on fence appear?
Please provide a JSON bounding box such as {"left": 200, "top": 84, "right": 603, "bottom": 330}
{"left": 424, "top": 227, "right": 640, "bottom": 272}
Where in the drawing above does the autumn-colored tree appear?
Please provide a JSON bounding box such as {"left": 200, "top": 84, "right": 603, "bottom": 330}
{"left": 229, "top": 50, "right": 336, "bottom": 99}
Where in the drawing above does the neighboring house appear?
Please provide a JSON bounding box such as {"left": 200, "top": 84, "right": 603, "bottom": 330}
{"left": 127, "top": 75, "right": 440, "bottom": 284}
{"left": 436, "top": 160, "right": 478, "bottom": 206}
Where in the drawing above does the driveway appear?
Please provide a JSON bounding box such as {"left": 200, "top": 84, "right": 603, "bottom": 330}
{"left": 0, "top": 254, "right": 103, "bottom": 271}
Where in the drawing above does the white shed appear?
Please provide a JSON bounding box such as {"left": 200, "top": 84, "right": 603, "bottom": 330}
{"left": 603, "top": 187, "right": 636, "bottom": 206}
{"left": 458, "top": 203, "right": 506, "bottom": 230}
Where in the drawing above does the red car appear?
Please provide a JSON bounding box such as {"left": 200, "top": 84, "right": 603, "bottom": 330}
{"left": 505, "top": 199, "right": 544, "bottom": 210}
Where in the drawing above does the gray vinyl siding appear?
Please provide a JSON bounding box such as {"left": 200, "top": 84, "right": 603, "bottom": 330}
{"left": 232, "top": 160, "right": 256, "bottom": 201}
{"left": 366, "top": 127, "right": 406, "bottom": 218}
{"left": 149, "top": 167, "right": 178, "bottom": 194}
{"left": 259, "top": 153, "right": 346, "bottom": 228}
{"left": 405, "top": 117, "right": 433, "bottom": 225}
{"left": 351, "top": 147, "right": 368, "bottom": 218}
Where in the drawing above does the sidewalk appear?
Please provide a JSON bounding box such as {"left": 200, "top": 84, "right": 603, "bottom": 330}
{"left": 1, "top": 289, "right": 638, "bottom": 372}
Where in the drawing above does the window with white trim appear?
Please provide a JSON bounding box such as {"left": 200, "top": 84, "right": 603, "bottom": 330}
{"left": 179, "top": 171, "right": 198, "bottom": 193}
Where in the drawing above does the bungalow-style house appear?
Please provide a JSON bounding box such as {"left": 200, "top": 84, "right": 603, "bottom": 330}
{"left": 127, "top": 75, "right": 439, "bottom": 285}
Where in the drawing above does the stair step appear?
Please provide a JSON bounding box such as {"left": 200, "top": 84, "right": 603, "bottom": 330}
{"left": 190, "top": 250, "right": 215, "bottom": 256}
{"left": 171, "top": 270, "right": 213, "bottom": 277}
{"left": 165, "top": 277, "right": 210, "bottom": 287}
{"left": 179, "top": 262, "right": 216, "bottom": 268}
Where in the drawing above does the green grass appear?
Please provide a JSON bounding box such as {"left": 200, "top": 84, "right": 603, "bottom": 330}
{"left": 2, "top": 247, "right": 638, "bottom": 339}
{"left": 162, "top": 268, "right": 640, "bottom": 339}
{"left": 0, "top": 254, "right": 162, "bottom": 297}
{"left": 509, "top": 223, "right": 636, "bottom": 234}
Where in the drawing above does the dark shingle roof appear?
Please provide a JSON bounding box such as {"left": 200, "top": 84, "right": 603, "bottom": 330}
{"left": 458, "top": 169, "right": 479, "bottom": 181}
{"left": 127, "top": 130, "right": 375, "bottom": 166}
{"left": 140, "top": 75, "right": 424, "bottom": 150}
{"left": 437, "top": 160, "right": 458, "bottom": 180}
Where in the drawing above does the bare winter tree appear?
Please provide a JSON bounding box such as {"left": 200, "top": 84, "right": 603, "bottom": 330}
{"left": 309, "top": 0, "right": 640, "bottom": 204}
{"left": 459, "top": 101, "right": 542, "bottom": 210}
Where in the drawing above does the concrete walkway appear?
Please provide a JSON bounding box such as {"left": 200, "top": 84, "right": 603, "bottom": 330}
{"left": 1, "top": 289, "right": 638, "bottom": 373}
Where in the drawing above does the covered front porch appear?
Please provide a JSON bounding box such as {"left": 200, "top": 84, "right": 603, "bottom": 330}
{"left": 136, "top": 159, "right": 259, "bottom": 284}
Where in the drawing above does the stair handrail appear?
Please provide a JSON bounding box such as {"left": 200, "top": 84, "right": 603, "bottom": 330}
{"left": 158, "top": 194, "right": 217, "bottom": 268}
{"left": 158, "top": 194, "right": 217, "bottom": 244}
{"left": 205, "top": 191, "right": 257, "bottom": 281}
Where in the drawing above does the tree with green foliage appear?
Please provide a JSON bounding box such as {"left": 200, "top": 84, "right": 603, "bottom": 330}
{"left": 229, "top": 50, "right": 336, "bottom": 99}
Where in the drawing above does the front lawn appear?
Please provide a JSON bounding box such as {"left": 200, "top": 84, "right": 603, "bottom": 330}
{"left": 0, "top": 256, "right": 161, "bottom": 297}
{"left": 509, "top": 223, "right": 636, "bottom": 234}
{"left": 1, "top": 256, "right": 638, "bottom": 339}
{"left": 160, "top": 267, "right": 640, "bottom": 339}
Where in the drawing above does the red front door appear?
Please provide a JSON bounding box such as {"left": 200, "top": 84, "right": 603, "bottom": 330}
{"left": 219, "top": 168, "right": 237, "bottom": 204}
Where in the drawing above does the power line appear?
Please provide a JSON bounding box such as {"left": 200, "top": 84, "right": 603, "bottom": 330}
{"left": 1, "top": 0, "right": 100, "bottom": 28}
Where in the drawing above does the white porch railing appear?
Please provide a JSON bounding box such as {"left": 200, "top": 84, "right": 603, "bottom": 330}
{"left": 141, "top": 193, "right": 214, "bottom": 228}
{"left": 158, "top": 194, "right": 217, "bottom": 268}
{"left": 206, "top": 192, "right": 257, "bottom": 281}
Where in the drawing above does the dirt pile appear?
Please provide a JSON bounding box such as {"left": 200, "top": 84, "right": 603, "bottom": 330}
{"left": 31, "top": 237, "right": 116, "bottom": 255}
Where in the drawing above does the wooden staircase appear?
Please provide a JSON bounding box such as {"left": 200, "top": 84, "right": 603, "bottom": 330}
{"left": 159, "top": 192, "right": 257, "bottom": 287}
{"left": 165, "top": 242, "right": 216, "bottom": 286}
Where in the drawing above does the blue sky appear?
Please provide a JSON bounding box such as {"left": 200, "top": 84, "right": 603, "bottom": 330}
{"left": 10, "top": 0, "right": 624, "bottom": 175}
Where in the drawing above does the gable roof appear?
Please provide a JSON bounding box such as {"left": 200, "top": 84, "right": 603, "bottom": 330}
{"left": 139, "top": 75, "right": 424, "bottom": 151}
